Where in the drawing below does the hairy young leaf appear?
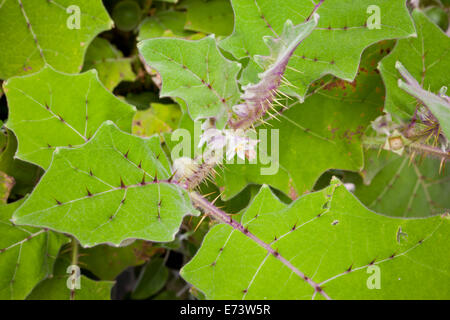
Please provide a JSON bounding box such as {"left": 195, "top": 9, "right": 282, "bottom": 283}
{"left": 83, "top": 37, "right": 136, "bottom": 91}
{"left": 12, "top": 122, "right": 199, "bottom": 247}
{"left": 354, "top": 149, "right": 450, "bottom": 217}
{"left": 379, "top": 10, "right": 450, "bottom": 121}
{"left": 0, "top": 0, "right": 113, "bottom": 79}
{"left": 217, "top": 42, "right": 387, "bottom": 200}
{"left": 4, "top": 66, "right": 136, "bottom": 169}
{"left": 182, "top": 180, "right": 450, "bottom": 299}
{"left": 221, "top": 0, "right": 415, "bottom": 98}
{"left": 138, "top": 36, "right": 241, "bottom": 127}
{"left": 0, "top": 200, "right": 69, "bottom": 300}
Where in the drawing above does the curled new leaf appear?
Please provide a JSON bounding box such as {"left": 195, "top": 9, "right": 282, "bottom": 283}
{"left": 138, "top": 36, "right": 241, "bottom": 127}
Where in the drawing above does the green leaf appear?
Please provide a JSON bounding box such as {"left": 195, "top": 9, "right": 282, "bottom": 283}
{"left": 138, "top": 10, "right": 193, "bottom": 41}
{"left": 12, "top": 122, "right": 199, "bottom": 247}
{"left": 26, "top": 255, "right": 113, "bottom": 300}
{"left": 27, "top": 274, "right": 113, "bottom": 300}
{"left": 221, "top": 0, "right": 415, "bottom": 98}
{"left": 83, "top": 37, "right": 136, "bottom": 91}
{"left": 0, "top": 0, "right": 113, "bottom": 79}
{"left": 395, "top": 61, "right": 450, "bottom": 139}
{"left": 132, "top": 103, "right": 182, "bottom": 136}
{"left": 132, "top": 257, "right": 169, "bottom": 299}
{"left": 4, "top": 66, "right": 136, "bottom": 169}
{"left": 0, "top": 199, "right": 69, "bottom": 300}
{"left": 217, "top": 42, "right": 387, "bottom": 200}
{"left": 182, "top": 180, "right": 450, "bottom": 299}
{"left": 182, "top": 0, "right": 234, "bottom": 36}
{"left": 379, "top": 10, "right": 450, "bottom": 121}
{"left": 354, "top": 149, "right": 450, "bottom": 217}
{"left": 79, "top": 241, "right": 156, "bottom": 281}
{"left": 0, "top": 129, "right": 43, "bottom": 198}
{"left": 138, "top": 36, "right": 241, "bottom": 127}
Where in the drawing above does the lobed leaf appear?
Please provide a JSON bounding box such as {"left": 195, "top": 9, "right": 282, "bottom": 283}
{"left": 221, "top": 0, "right": 415, "bottom": 99}
{"left": 0, "top": 0, "right": 113, "bottom": 79}
{"left": 3, "top": 66, "right": 136, "bottom": 169}
{"left": 12, "top": 122, "right": 199, "bottom": 247}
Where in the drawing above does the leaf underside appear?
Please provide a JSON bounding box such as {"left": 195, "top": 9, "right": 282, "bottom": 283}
{"left": 0, "top": 0, "right": 112, "bottom": 79}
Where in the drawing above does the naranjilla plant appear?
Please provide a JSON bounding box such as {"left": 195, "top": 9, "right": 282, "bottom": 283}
{"left": 0, "top": 0, "right": 449, "bottom": 301}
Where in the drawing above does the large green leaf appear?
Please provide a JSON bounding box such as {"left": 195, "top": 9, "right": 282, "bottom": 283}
{"left": 138, "top": 36, "right": 241, "bottom": 127}
{"left": 12, "top": 122, "right": 199, "bottom": 247}
{"left": 182, "top": 179, "right": 450, "bottom": 299}
{"left": 354, "top": 149, "right": 450, "bottom": 217}
{"left": 221, "top": 0, "right": 415, "bottom": 98}
{"left": 82, "top": 37, "right": 136, "bottom": 91}
{"left": 379, "top": 10, "right": 450, "bottom": 121}
{"left": 217, "top": 42, "right": 387, "bottom": 200}
{"left": 3, "top": 66, "right": 136, "bottom": 169}
{"left": 0, "top": 199, "right": 69, "bottom": 300}
{"left": 0, "top": 0, "right": 113, "bottom": 79}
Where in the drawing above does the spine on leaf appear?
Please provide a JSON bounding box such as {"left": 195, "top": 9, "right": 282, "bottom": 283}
{"left": 229, "top": 14, "right": 319, "bottom": 129}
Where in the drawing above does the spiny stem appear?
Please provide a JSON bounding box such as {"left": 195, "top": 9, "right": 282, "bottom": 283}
{"left": 189, "top": 191, "right": 331, "bottom": 300}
